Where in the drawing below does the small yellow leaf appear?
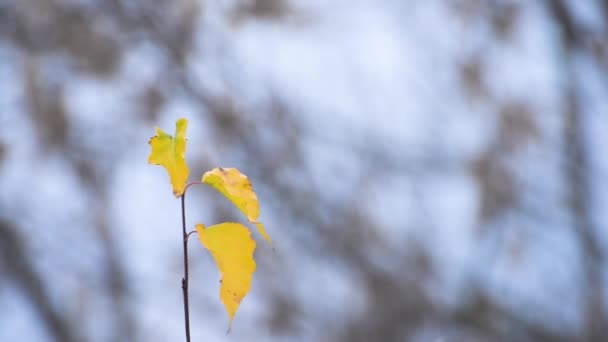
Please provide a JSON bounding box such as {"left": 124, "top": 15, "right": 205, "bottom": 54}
{"left": 148, "top": 118, "right": 189, "bottom": 197}
{"left": 196, "top": 222, "right": 256, "bottom": 331}
{"left": 202, "top": 167, "right": 272, "bottom": 243}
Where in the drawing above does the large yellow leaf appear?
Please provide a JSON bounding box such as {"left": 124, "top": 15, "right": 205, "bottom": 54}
{"left": 148, "top": 118, "right": 189, "bottom": 197}
{"left": 202, "top": 167, "right": 272, "bottom": 243}
{"left": 196, "top": 222, "right": 256, "bottom": 331}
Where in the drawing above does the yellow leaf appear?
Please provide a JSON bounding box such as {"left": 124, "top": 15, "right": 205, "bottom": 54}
{"left": 202, "top": 167, "right": 272, "bottom": 243}
{"left": 148, "top": 118, "right": 189, "bottom": 197}
{"left": 196, "top": 222, "right": 256, "bottom": 332}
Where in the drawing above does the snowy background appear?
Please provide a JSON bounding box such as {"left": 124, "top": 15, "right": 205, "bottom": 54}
{"left": 0, "top": 1, "right": 607, "bottom": 341}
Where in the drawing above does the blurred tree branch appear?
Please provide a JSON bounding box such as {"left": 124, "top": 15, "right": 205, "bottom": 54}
{"left": 0, "top": 220, "right": 79, "bottom": 342}
{"left": 548, "top": 1, "right": 608, "bottom": 340}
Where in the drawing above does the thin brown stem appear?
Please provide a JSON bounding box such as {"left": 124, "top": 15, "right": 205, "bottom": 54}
{"left": 180, "top": 181, "right": 205, "bottom": 341}
{"left": 184, "top": 181, "right": 203, "bottom": 193}
{"left": 181, "top": 193, "right": 191, "bottom": 342}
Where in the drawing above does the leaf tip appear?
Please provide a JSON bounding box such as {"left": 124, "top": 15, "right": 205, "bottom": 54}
{"left": 226, "top": 321, "right": 233, "bottom": 334}
{"left": 253, "top": 222, "right": 272, "bottom": 244}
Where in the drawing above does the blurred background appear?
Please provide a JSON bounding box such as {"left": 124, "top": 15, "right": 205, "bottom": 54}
{"left": 0, "top": 1, "right": 607, "bottom": 341}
